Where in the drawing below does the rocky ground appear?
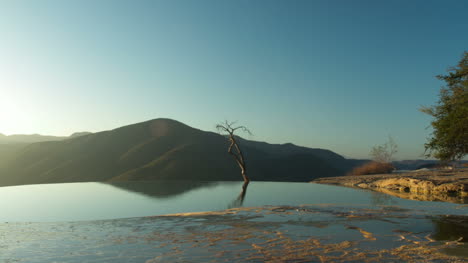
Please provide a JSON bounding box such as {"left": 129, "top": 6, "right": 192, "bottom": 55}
{"left": 1, "top": 205, "right": 467, "bottom": 262}
{"left": 313, "top": 168, "right": 468, "bottom": 204}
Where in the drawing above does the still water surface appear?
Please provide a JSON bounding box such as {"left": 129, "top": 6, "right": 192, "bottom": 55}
{"left": 0, "top": 181, "right": 465, "bottom": 222}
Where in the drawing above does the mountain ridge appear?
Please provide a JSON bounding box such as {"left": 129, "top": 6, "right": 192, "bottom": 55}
{"left": 0, "top": 118, "right": 363, "bottom": 186}
{"left": 0, "top": 132, "right": 92, "bottom": 144}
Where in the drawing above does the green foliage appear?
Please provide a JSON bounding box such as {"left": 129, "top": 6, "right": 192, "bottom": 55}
{"left": 420, "top": 52, "right": 468, "bottom": 161}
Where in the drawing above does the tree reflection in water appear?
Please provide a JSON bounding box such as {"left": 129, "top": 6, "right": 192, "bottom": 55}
{"left": 369, "top": 191, "right": 398, "bottom": 206}
{"left": 228, "top": 181, "right": 249, "bottom": 209}
{"left": 431, "top": 215, "right": 468, "bottom": 243}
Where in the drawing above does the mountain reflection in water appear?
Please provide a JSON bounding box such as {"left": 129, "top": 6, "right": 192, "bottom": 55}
{"left": 107, "top": 180, "right": 249, "bottom": 209}
{"left": 105, "top": 180, "right": 221, "bottom": 199}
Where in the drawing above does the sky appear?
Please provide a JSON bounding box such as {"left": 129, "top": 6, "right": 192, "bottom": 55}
{"left": 0, "top": 0, "right": 467, "bottom": 160}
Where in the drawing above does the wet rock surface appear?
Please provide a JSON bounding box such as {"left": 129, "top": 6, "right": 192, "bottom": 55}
{"left": 313, "top": 168, "right": 468, "bottom": 204}
{"left": 1, "top": 205, "right": 467, "bottom": 262}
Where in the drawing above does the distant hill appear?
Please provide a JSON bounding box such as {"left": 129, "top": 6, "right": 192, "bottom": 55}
{"left": 0, "top": 119, "right": 363, "bottom": 186}
{"left": 393, "top": 159, "right": 468, "bottom": 170}
{"left": 68, "top": 132, "right": 93, "bottom": 139}
{"left": 0, "top": 132, "right": 91, "bottom": 144}
{"left": 0, "top": 133, "right": 65, "bottom": 144}
{"left": 0, "top": 133, "right": 91, "bottom": 168}
{"left": 0, "top": 143, "right": 28, "bottom": 168}
{"left": 237, "top": 138, "right": 364, "bottom": 172}
{"left": 392, "top": 160, "right": 440, "bottom": 170}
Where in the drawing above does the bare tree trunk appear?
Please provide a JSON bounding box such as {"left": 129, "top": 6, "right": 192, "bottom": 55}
{"left": 228, "top": 136, "right": 249, "bottom": 183}
{"left": 216, "top": 121, "right": 252, "bottom": 184}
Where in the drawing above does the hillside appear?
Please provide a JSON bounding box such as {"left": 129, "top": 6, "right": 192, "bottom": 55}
{"left": 0, "top": 143, "right": 28, "bottom": 167}
{"left": 0, "top": 133, "right": 65, "bottom": 144}
{"left": 0, "top": 132, "right": 91, "bottom": 144}
{"left": 0, "top": 119, "right": 361, "bottom": 186}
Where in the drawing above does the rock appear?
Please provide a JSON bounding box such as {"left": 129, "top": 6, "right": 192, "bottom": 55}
{"left": 312, "top": 168, "right": 468, "bottom": 204}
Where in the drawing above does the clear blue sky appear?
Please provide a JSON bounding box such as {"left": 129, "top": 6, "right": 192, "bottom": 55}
{"left": 0, "top": 0, "right": 467, "bottom": 159}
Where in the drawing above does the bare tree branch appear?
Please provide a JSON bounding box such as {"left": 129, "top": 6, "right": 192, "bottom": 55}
{"left": 370, "top": 136, "right": 398, "bottom": 163}
{"left": 216, "top": 120, "right": 251, "bottom": 183}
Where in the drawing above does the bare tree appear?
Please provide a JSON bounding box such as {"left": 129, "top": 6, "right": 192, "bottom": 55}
{"left": 216, "top": 120, "right": 251, "bottom": 184}
{"left": 370, "top": 136, "right": 398, "bottom": 163}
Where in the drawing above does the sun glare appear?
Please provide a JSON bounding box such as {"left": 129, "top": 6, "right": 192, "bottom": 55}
{"left": 0, "top": 95, "right": 28, "bottom": 135}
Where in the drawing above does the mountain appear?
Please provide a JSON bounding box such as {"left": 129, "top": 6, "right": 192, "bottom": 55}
{"left": 0, "top": 118, "right": 362, "bottom": 186}
{"left": 0, "top": 132, "right": 91, "bottom": 144}
{"left": 0, "top": 132, "right": 91, "bottom": 168}
{"left": 0, "top": 134, "right": 65, "bottom": 144}
{"left": 68, "top": 132, "right": 93, "bottom": 139}
{"left": 237, "top": 138, "right": 364, "bottom": 172}
{"left": 0, "top": 143, "right": 28, "bottom": 168}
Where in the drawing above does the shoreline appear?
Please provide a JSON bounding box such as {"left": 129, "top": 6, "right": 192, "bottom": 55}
{"left": 312, "top": 168, "right": 468, "bottom": 204}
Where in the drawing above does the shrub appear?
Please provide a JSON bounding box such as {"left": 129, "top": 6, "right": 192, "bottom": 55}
{"left": 348, "top": 161, "right": 395, "bottom": 176}
{"left": 370, "top": 136, "right": 398, "bottom": 163}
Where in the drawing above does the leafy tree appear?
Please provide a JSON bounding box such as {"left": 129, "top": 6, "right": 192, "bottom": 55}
{"left": 420, "top": 52, "right": 468, "bottom": 162}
